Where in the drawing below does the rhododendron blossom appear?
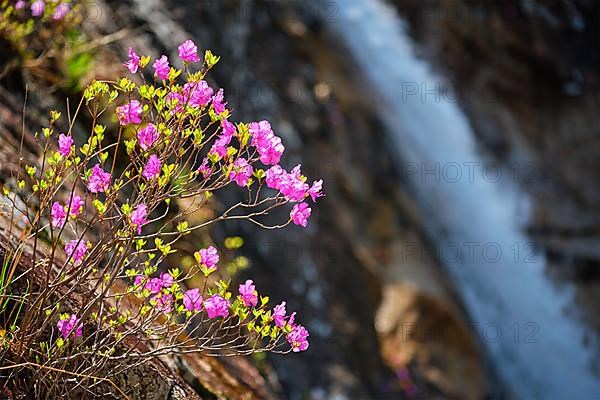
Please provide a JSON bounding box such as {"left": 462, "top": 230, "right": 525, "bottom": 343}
{"left": 137, "top": 123, "right": 159, "bottom": 150}
{"left": 160, "top": 272, "right": 174, "bottom": 288}
{"left": 31, "top": 0, "right": 44, "bottom": 16}
{"left": 211, "top": 89, "right": 227, "bottom": 115}
{"left": 145, "top": 277, "right": 164, "bottom": 294}
{"left": 273, "top": 302, "right": 287, "bottom": 328}
{"left": 133, "top": 275, "right": 146, "bottom": 289}
{"left": 258, "top": 135, "right": 284, "bottom": 166}
{"left": 291, "top": 202, "right": 311, "bottom": 227}
{"left": 265, "top": 165, "right": 309, "bottom": 202}
{"left": 183, "top": 288, "right": 202, "bottom": 312}
{"left": 58, "top": 133, "right": 73, "bottom": 157}
{"left": 198, "top": 246, "right": 219, "bottom": 269}
{"left": 166, "top": 90, "right": 185, "bottom": 114}
{"left": 198, "top": 157, "right": 211, "bottom": 179}
{"left": 288, "top": 312, "right": 297, "bottom": 327}
{"left": 229, "top": 158, "right": 253, "bottom": 187}
{"left": 53, "top": 2, "right": 69, "bottom": 20}
{"left": 154, "top": 293, "right": 173, "bottom": 314}
{"left": 130, "top": 204, "right": 148, "bottom": 234}
{"left": 239, "top": 280, "right": 258, "bottom": 307}
{"left": 57, "top": 314, "right": 83, "bottom": 339}
{"left": 64, "top": 240, "right": 87, "bottom": 266}
{"left": 124, "top": 47, "right": 140, "bottom": 74}
{"left": 153, "top": 55, "right": 170, "bottom": 80}
{"left": 142, "top": 154, "right": 161, "bottom": 180}
{"left": 209, "top": 134, "right": 232, "bottom": 159}
{"left": 15, "top": 0, "right": 25, "bottom": 9}
{"left": 52, "top": 195, "right": 84, "bottom": 228}
{"left": 287, "top": 325, "right": 309, "bottom": 352}
{"left": 51, "top": 201, "right": 67, "bottom": 228}
{"left": 204, "top": 294, "right": 229, "bottom": 318}
{"left": 68, "top": 195, "right": 84, "bottom": 218}
{"left": 178, "top": 39, "right": 200, "bottom": 63}
{"left": 116, "top": 100, "right": 142, "bottom": 125}
{"left": 87, "top": 164, "right": 111, "bottom": 193}
{"left": 265, "top": 165, "right": 285, "bottom": 189}
{"left": 308, "top": 180, "right": 324, "bottom": 202}
{"left": 222, "top": 119, "right": 236, "bottom": 137}
{"left": 250, "top": 120, "right": 285, "bottom": 166}
{"left": 183, "top": 81, "right": 213, "bottom": 108}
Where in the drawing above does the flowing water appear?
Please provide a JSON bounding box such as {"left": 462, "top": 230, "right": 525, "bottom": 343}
{"left": 317, "top": 0, "right": 600, "bottom": 397}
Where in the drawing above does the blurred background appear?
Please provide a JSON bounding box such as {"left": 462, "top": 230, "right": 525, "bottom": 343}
{"left": 2, "top": 0, "right": 600, "bottom": 398}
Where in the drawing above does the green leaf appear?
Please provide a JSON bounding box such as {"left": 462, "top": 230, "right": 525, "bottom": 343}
{"left": 177, "top": 220, "right": 189, "bottom": 233}
{"left": 204, "top": 50, "right": 220, "bottom": 68}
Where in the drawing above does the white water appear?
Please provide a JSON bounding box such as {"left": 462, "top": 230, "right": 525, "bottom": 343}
{"left": 318, "top": 0, "right": 600, "bottom": 397}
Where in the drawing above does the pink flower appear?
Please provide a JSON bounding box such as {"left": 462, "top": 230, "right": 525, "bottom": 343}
{"left": 166, "top": 90, "right": 185, "bottom": 114}
{"left": 178, "top": 39, "right": 200, "bottom": 63}
{"left": 291, "top": 202, "right": 311, "bottom": 227}
{"left": 287, "top": 325, "right": 309, "bottom": 352}
{"left": 273, "top": 302, "right": 286, "bottom": 328}
{"left": 58, "top": 133, "right": 73, "bottom": 157}
{"left": 211, "top": 89, "right": 227, "bottom": 115}
{"left": 265, "top": 165, "right": 309, "bottom": 201}
{"left": 130, "top": 204, "right": 148, "bottom": 234}
{"left": 203, "top": 294, "right": 229, "bottom": 319}
{"left": 57, "top": 314, "right": 83, "bottom": 339}
{"left": 142, "top": 154, "right": 161, "bottom": 180}
{"left": 68, "top": 195, "right": 84, "bottom": 218}
{"left": 280, "top": 165, "right": 310, "bottom": 202}
{"left": 222, "top": 120, "right": 236, "bottom": 137}
{"left": 65, "top": 239, "right": 87, "bottom": 266}
{"left": 133, "top": 275, "right": 146, "bottom": 289}
{"left": 198, "top": 157, "right": 211, "bottom": 179}
{"left": 229, "top": 158, "right": 253, "bottom": 187}
{"left": 31, "top": 0, "right": 44, "bottom": 16}
{"left": 183, "top": 81, "right": 214, "bottom": 108}
{"left": 239, "top": 279, "right": 258, "bottom": 307}
{"left": 153, "top": 55, "right": 170, "bottom": 80}
{"left": 145, "top": 277, "right": 164, "bottom": 294}
{"left": 154, "top": 293, "right": 173, "bottom": 314}
{"left": 183, "top": 288, "right": 202, "bottom": 312}
{"left": 209, "top": 134, "right": 232, "bottom": 159}
{"left": 265, "top": 165, "right": 285, "bottom": 189}
{"left": 308, "top": 180, "right": 324, "bottom": 202}
{"left": 124, "top": 47, "right": 140, "bottom": 74}
{"left": 51, "top": 202, "right": 67, "bottom": 228}
{"left": 53, "top": 2, "right": 69, "bottom": 20}
{"left": 137, "top": 123, "right": 159, "bottom": 151}
{"left": 15, "top": 1, "right": 25, "bottom": 10}
{"left": 198, "top": 246, "right": 219, "bottom": 269}
{"left": 259, "top": 135, "right": 284, "bottom": 165}
{"left": 87, "top": 164, "right": 111, "bottom": 193}
{"left": 160, "top": 272, "right": 174, "bottom": 288}
{"left": 288, "top": 312, "right": 297, "bottom": 327}
{"left": 250, "top": 121, "right": 273, "bottom": 147}
{"left": 116, "top": 100, "right": 143, "bottom": 125}
{"left": 52, "top": 195, "right": 83, "bottom": 227}
{"left": 144, "top": 273, "right": 172, "bottom": 294}
{"left": 249, "top": 121, "right": 285, "bottom": 166}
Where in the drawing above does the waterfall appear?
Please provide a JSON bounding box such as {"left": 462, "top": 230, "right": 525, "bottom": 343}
{"left": 318, "top": 0, "right": 600, "bottom": 397}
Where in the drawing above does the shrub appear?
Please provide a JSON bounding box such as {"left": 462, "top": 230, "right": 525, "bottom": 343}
{"left": 0, "top": 38, "right": 323, "bottom": 397}
{"left": 1, "top": 1, "right": 75, "bottom": 46}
